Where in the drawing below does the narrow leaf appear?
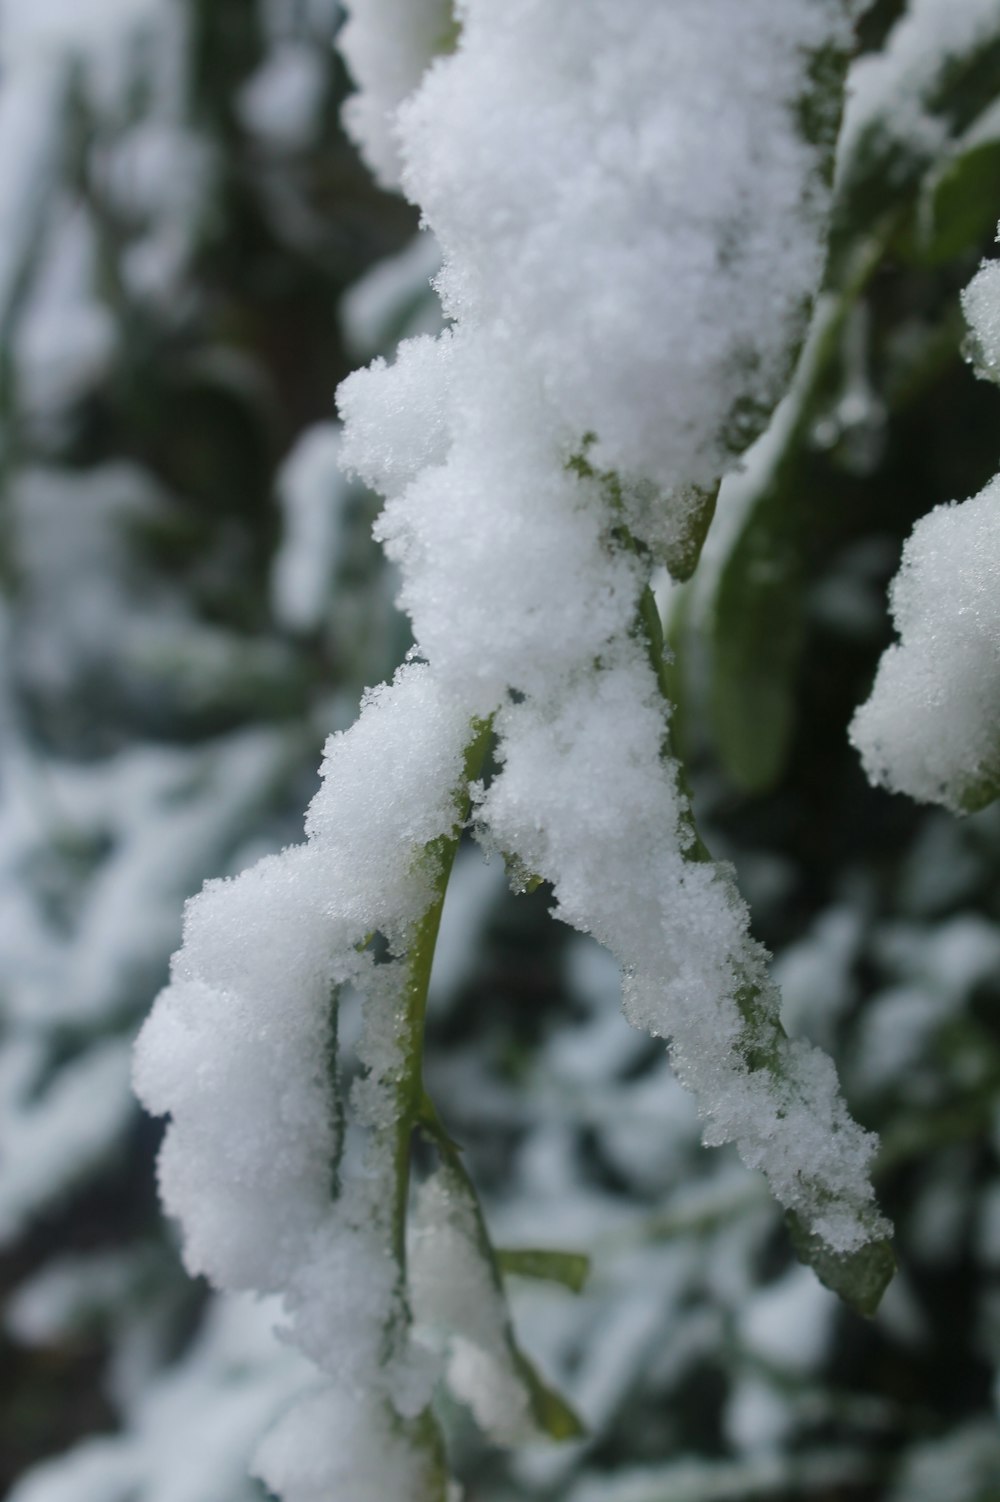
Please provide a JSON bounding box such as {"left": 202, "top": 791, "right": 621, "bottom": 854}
{"left": 511, "top": 1347, "right": 587, "bottom": 1442}
{"left": 786, "top": 1211, "right": 895, "bottom": 1319}
{"left": 497, "top": 1247, "right": 591, "bottom": 1294}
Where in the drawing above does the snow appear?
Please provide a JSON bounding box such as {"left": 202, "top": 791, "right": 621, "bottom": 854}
{"left": 886, "top": 1423, "right": 1000, "bottom": 1502}
{"left": 853, "top": 916, "right": 1000, "bottom": 1093}
{"left": 0, "top": 1040, "right": 133, "bottom": 1244}
{"left": 343, "top": 0, "right": 883, "bottom": 1263}
{"left": 0, "top": 59, "right": 64, "bottom": 331}
{"left": 962, "top": 255, "right": 1000, "bottom": 385}
{"left": 0, "top": 0, "right": 162, "bottom": 118}
{"left": 0, "top": 725, "right": 291, "bottom": 1031}
{"left": 8, "top": 1294, "right": 312, "bottom": 1502}
{"left": 14, "top": 204, "right": 114, "bottom": 418}
{"left": 852, "top": 230, "right": 1000, "bottom": 814}
{"left": 337, "top": 0, "right": 456, "bottom": 188}
{"left": 850, "top": 473, "right": 1000, "bottom": 812}
{"left": 479, "top": 657, "right": 883, "bottom": 1255}
{"left": 134, "top": 663, "right": 473, "bottom": 1491}
{"left": 738, "top": 1265, "right": 838, "bottom": 1375}
{"left": 395, "top": 2, "right": 847, "bottom": 506}
{"left": 6, "top": 1249, "right": 152, "bottom": 1346}
{"left": 238, "top": 43, "right": 327, "bottom": 149}
{"left": 773, "top": 907, "right": 863, "bottom": 1047}
{"left": 568, "top": 1450, "right": 869, "bottom": 1502}
{"left": 410, "top": 1166, "right": 536, "bottom": 1444}
{"left": 839, "top": 0, "right": 1000, "bottom": 185}
{"left": 134, "top": 5, "right": 889, "bottom": 1497}
{"left": 340, "top": 231, "right": 442, "bottom": 361}
{"left": 253, "top": 1385, "right": 431, "bottom": 1502}
{"left": 428, "top": 845, "right": 506, "bottom": 1008}
{"left": 272, "top": 425, "right": 352, "bottom": 633}
{"left": 361, "top": 354, "right": 644, "bottom": 712}
{"left": 0, "top": 0, "right": 199, "bottom": 363}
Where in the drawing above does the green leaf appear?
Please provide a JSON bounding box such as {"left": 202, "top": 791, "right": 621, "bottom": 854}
{"left": 704, "top": 229, "right": 890, "bottom": 794}
{"left": 502, "top": 852, "right": 544, "bottom": 894}
{"left": 955, "top": 768, "right": 1000, "bottom": 815}
{"left": 919, "top": 139, "right": 1000, "bottom": 266}
{"left": 420, "top": 1140, "right": 587, "bottom": 1446}
{"left": 511, "top": 1347, "right": 586, "bottom": 1442}
{"left": 496, "top": 1248, "right": 591, "bottom": 1293}
{"left": 832, "top": 17, "right": 1000, "bottom": 272}
{"left": 436, "top": 11, "right": 462, "bottom": 55}
{"left": 662, "top": 482, "right": 720, "bottom": 583}
{"left": 709, "top": 483, "right": 804, "bottom": 794}
{"left": 786, "top": 1212, "right": 895, "bottom": 1319}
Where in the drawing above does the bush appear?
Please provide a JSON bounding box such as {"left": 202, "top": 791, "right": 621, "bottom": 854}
{"left": 4, "top": 3, "right": 1000, "bottom": 1500}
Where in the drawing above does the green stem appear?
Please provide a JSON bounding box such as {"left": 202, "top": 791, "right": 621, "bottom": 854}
{"left": 389, "top": 717, "right": 493, "bottom": 1276}
{"left": 365, "top": 719, "right": 493, "bottom": 1496}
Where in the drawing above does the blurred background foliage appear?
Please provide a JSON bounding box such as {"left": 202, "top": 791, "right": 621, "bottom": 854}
{"left": 3, "top": 1, "right": 1000, "bottom": 1499}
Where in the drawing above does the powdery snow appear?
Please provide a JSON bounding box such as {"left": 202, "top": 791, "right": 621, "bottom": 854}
{"left": 397, "top": 1, "right": 843, "bottom": 503}
{"left": 337, "top": 0, "right": 456, "bottom": 188}
{"left": 851, "top": 474, "right": 1000, "bottom": 812}
{"left": 136, "top": 5, "right": 889, "bottom": 1499}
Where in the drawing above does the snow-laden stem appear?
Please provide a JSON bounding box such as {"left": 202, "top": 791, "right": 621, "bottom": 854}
{"left": 636, "top": 582, "right": 712, "bottom": 866}
{"left": 389, "top": 715, "right": 493, "bottom": 1273}
{"left": 638, "top": 582, "right": 779, "bottom": 1062}
{"left": 637, "top": 579, "right": 893, "bottom": 1309}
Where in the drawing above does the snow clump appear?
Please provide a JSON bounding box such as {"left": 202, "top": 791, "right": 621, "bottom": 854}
{"left": 136, "top": 5, "right": 889, "bottom": 1499}
{"left": 852, "top": 241, "right": 1000, "bottom": 813}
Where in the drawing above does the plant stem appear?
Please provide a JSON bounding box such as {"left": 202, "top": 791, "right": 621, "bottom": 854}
{"left": 389, "top": 717, "right": 493, "bottom": 1275}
